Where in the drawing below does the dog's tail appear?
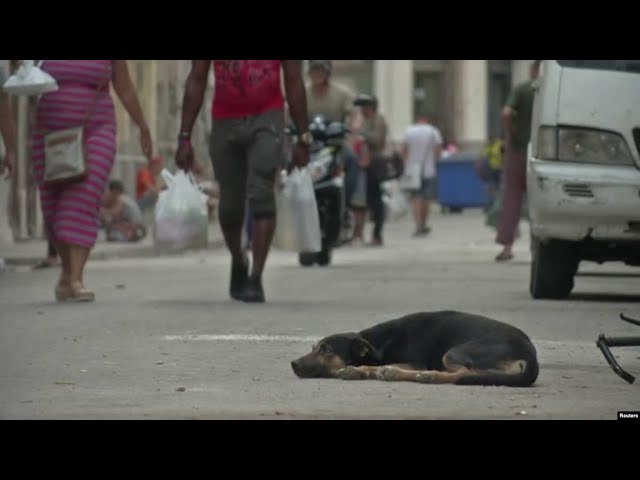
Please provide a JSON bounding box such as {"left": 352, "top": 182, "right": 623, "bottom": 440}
{"left": 455, "top": 358, "right": 539, "bottom": 387}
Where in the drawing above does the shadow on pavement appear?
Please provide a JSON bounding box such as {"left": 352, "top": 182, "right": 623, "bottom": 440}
{"left": 577, "top": 272, "right": 640, "bottom": 278}
{"left": 569, "top": 292, "right": 640, "bottom": 303}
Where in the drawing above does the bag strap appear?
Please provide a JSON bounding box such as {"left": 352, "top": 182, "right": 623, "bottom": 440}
{"left": 80, "top": 60, "right": 111, "bottom": 129}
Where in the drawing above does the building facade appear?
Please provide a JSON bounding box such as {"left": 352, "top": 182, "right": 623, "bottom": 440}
{"left": 3, "top": 60, "right": 215, "bottom": 241}
{"left": 3, "top": 60, "right": 533, "bottom": 242}
{"left": 110, "top": 60, "right": 215, "bottom": 198}
{"left": 332, "top": 60, "right": 534, "bottom": 151}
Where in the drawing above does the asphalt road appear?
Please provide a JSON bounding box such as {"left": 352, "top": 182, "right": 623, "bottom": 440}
{"left": 1, "top": 210, "right": 639, "bottom": 419}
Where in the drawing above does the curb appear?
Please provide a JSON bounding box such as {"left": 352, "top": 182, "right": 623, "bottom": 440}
{"left": 3, "top": 238, "right": 226, "bottom": 267}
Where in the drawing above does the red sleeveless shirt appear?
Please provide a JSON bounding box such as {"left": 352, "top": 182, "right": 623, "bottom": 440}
{"left": 211, "top": 60, "right": 285, "bottom": 119}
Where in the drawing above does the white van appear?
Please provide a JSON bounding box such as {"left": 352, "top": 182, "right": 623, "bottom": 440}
{"left": 527, "top": 60, "right": 640, "bottom": 299}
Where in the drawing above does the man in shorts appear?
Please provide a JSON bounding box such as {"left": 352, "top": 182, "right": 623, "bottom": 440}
{"left": 402, "top": 116, "right": 442, "bottom": 237}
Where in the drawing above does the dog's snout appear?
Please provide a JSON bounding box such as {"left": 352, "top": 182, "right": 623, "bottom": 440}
{"left": 291, "top": 360, "right": 300, "bottom": 372}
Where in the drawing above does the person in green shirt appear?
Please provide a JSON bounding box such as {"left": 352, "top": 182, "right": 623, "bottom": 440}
{"left": 305, "top": 60, "right": 355, "bottom": 124}
{"left": 495, "top": 60, "right": 540, "bottom": 262}
{"left": 305, "top": 60, "right": 359, "bottom": 235}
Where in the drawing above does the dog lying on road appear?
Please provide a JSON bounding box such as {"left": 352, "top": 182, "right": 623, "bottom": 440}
{"left": 291, "top": 311, "right": 539, "bottom": 387}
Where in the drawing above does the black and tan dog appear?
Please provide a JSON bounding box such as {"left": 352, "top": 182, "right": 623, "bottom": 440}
{"left": 291, "top": 311, "right": 539, "bottom": 387}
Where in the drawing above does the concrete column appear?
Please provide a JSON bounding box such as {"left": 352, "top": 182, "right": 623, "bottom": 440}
{"left": 16, "top": 95, "right": 28, "bottom": 240}
{"left": 453, "top": 60, "right": 488, "bottom": 152}
{"left": 114, "top": 61, "right": 134, "bottom": 150}
{"left": 0, "top": 141, "right": 13, "bottom": 245}
{"left": 373, "top": 60, "right": 413, "bottom": 143}
{"left": 511, "top": 60, "right": 533, "bottom": 88}
{"left": 144, "top": 61, "right": 158, "bottom": 147}
{"left": 34, "top": 188, "right": 43, "bottom": 238}
{"left": 0, "top": 106, "right": 13, "bottom": 245}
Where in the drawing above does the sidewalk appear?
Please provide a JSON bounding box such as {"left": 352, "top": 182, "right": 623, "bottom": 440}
{"left": 1, "top": 205, "right": 528, "bottom": 267}
{"left": 0, "top": 222, "right": 226, "bottom": 267}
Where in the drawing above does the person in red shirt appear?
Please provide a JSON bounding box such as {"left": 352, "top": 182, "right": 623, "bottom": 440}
{"left": 176, "top": 60, "right": 310, "bottom": 303}
{"left": 136, "top": 155, "right": 163, "bottom": 210}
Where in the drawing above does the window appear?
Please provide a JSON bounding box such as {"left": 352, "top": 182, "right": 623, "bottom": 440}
{"left": 413, "top": 71, "right": 443, "bottom": 125}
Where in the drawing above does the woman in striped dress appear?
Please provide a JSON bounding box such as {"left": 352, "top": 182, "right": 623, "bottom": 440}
{"left": 32, "top": 60, "right": 152, "bottom": 302}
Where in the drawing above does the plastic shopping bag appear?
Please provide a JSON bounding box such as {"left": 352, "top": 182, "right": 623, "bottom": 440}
{"left": 273, "top": 167, "right": 322, "bottom": 253}
{"left": 273, "top": 171, "right": 298, "bottom": 251}
{"left": 382, "top": 179, "right": 409, "bottom": 222}
{"left": 154, "top": 169, "right": 209, "bottom": 251}
{"left": 2, "top": 60, "right": 58, "bottom": 96}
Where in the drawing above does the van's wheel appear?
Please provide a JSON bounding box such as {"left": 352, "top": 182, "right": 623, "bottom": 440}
{"left": 299, "top": 252, "right": 316, "bottom": 267}
{"left": 530, "top": 236, "right": 578, "bottom": 299}
{"left": 316, "top": 248, "right": 332, "bottom": 266}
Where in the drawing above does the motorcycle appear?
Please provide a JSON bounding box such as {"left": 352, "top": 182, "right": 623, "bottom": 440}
{"left": 284, "top": 116, "right": 348, "bottom": 267}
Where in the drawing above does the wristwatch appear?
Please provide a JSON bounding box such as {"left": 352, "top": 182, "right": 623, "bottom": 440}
{"left": 178, "top": 131, "right": 191, "bottom": 146}
{"left": 298, "top": 131, "right": 313, "bottom": 147}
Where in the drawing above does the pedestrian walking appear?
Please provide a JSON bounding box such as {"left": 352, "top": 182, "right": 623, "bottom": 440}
{"left": 175, "top": 60, "right": 311, "bottom": 303}
{"left": 32, "top": 60, "right": 152, "bottom": 301}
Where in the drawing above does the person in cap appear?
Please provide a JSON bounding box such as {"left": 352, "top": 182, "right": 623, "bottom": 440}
{"left": 305, "top": 60, "right": 355, "bottom": 124}
{"left": 305, "top": 60, "right": 359, "bottom": 235}
{"left": 353, "top": 94, "right": 389, "bottom": 246}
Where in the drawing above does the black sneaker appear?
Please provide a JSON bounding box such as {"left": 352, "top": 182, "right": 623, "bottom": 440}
{"left": 230, "top": 257, "right": 249, "bottom": 301}
{"left": 242, "top": 275, "right": 265, "bottom": 303}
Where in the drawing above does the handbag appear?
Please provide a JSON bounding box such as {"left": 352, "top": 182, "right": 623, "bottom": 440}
{"left": 368, "top": 128, "right": 404, "bottom": 183}
{"left": 43, "top": 61, "right": 110, "bottom": 187}
{"left": 371, "top": 150, "right": 404, "bottom": 182}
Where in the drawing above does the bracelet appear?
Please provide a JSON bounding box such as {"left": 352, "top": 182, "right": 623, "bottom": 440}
{"left": 178, "top": 131, "right": 191, "bottom": 140}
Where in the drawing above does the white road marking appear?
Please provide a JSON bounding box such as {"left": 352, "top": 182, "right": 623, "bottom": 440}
{"left": 163, "top": 334, "right": 321, "bottom": 342}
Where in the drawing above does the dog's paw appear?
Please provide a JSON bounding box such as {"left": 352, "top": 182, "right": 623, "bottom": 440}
{"left": 336, "top": 366, "right": 366, "bottom": 381}
{"left": 415, "top": 371, "right": 437, "bottom": 384}
{"left": 376, "top": 366, "right": 401, "bottom": 381}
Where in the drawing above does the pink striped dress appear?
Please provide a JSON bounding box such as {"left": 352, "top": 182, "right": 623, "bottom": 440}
{"left": 32, "top": 60, "right": 117, "bottom": 249}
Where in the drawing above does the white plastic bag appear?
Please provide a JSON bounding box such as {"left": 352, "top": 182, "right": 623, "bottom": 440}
{"left": 382, "top": 179, "right": 409, "bottom": 222}
{"left": 273, "top": 171, "right": 298, "bottom": 251}
{"left": 2, "top": 60, "right": 58, "bottom": 96}
{"left": 154, "top": 169, "right": 209, "bottom": 251}
{"left": 273, "top": 167, "right": 322, "bottom": 253}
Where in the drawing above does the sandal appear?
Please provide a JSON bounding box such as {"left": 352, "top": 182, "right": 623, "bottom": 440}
{"left": 495, "top": 251, "right": 514, "bottom": 262}
{"left": 55, "top": 282, "right": 71, "bottom": 302}
{"left": 56, "top": 281, "right": 95, "bottom": 303}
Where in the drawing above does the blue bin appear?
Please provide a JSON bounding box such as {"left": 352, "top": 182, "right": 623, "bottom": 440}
{"left": 436, "top": 156, "right": 486, "bottom": 209}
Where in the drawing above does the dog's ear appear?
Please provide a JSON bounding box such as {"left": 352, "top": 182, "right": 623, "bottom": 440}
{"left": 350, "top": 336, "right": 382, "bottom": 363}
